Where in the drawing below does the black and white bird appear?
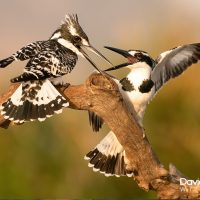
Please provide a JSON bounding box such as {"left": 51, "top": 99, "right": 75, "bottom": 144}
{"left": 85, "top": 43, "right": 200, "bottom": 177}
{"left": 0, "top": 14, "right": 111, "bottom": 123}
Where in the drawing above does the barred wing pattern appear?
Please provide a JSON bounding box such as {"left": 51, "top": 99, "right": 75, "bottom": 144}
{"left": 151, "top": 43, "right": 200, "bottom": 92}
{"left": 11, "top": 40, "right": 77, "bottom": 82}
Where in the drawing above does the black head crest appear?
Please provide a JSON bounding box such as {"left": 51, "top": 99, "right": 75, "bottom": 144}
{"left": 60, "top": 14, "right": 89, "bottom": 41}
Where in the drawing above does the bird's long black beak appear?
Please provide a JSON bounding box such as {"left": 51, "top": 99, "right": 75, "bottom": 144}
{"left": 104, "top": 46, "right": 136, "bottom": 72}
{"left": 80, "top": 45, "right": 113, "bottom": 75}
{"left": 105, "top": 46, "right": 130, "bottom": 58}
{"left": 87, "top": 45, "right": 113, "bottom": 67}
{"left": 105, "top": 62, "right": 129, "bottom": 71}
{"left": 79, "top": 47, "right": 103, "bottom": 74}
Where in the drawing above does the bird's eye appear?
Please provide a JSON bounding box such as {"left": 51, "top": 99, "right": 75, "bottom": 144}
{"left": 136, "top": 53, "right": 142, "bottom": 59}
{"left": 73, "top": 36, "right": 81, "bottom": 42}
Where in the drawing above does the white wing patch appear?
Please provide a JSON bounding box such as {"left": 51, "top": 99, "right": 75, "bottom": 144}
{"left": 9, "top": 84, "right": 23, "bottom": 106}
{"left": 96, "top": 131, "right": 124, "bottom": 157}
{"left": 157, "top": 49, "right": 173, "bottom": 64}
{"left": 0, "top": 79, "right": 69, "bottom": 123}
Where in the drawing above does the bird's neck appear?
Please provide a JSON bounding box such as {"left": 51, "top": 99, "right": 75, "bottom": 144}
{"left": 57, "top": 38, "right": 81, "bottom": 56}
{"left": 127, "top": 63, "right": 152, "bottom": 88}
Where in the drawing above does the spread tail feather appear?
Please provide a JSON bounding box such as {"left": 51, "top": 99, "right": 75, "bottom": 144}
{"left": 0, "top": 79, "right": 69, "bottom": 123}
{"left": 88, "top": 111, "right": 104, "bottom": 132}
{"left": 84, "top": 131, "right": 133, "bottom": 177}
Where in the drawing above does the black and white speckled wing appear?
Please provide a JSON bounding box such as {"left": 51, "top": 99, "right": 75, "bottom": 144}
{"left": 0, "top": 40, "right": 76, "bottom": 123}
{"left": 151, "top": 43, "right": 200, "bottom": 92}
{"left": 11, "top": 41, "right": 78, "bottom": 82}
{"left": 0, "top": 41, "right": 45, "bottom": 68}
{"left": 0, "top": 79, "right": 69, "bottom": 123}
{"left": 84, "top": 131, "right": 133, "bottom": 177}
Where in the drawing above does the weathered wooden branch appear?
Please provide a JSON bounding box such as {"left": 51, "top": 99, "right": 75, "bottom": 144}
{"left": 0, "top": 73, "right": 199, "bottom": 199}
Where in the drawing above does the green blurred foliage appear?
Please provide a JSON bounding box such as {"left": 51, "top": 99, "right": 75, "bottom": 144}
{"left": 0, "top": 0, "right": 200, "bottom": 199}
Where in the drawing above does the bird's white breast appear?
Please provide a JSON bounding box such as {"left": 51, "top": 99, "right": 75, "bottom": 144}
{"left": 117, "top": 64, "right": 155, "bottom": 125}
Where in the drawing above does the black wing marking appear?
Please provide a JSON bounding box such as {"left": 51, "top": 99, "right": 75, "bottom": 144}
{"left": 11, "top": 41, "right": 77, "bottom": 82}
{"left": 13, "top": 41, "right": 44, "bottom": 61}
{"left": 0, "top": 41, "right": 44, "bottom": 68}
{"left": 151, "top": 43, "right": 200, "bottom": 92}
{"left": 88, "top": 111, "right": 104, "bottom": 132}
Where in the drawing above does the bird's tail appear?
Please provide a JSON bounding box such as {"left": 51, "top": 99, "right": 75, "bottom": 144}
{"left": 0, "top": 79, "right": 69, "bottom": 123}
{"left": 0, "top": 56, "right": 15, "bottom": 68}
{"left": 84, "top": 131, "right": 133, "bottom": 177}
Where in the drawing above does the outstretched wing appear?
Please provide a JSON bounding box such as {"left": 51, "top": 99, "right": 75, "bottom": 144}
{"left": 13, "top": 41, "right": 45, "bottom": 61}
{"left": 11, "top": 43, "right": 77, "bottom": 83}
{"left": 0, "top": 41, "right": 44, "bottom": 68}
{"left": 151, "top": 43, "right": 200, "bottom": 92}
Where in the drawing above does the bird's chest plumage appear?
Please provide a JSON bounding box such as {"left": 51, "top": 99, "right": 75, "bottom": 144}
{"left": 119, "top": 67, "right": 155, "bottom": 124}
{"left": 47, "top": 40, "right": 78, "bottom": 75}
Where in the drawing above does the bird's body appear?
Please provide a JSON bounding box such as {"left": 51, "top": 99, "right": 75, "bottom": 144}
{"left": 120, "top": 62, "right": 154, "bottom": 124}
{"left": 7, "top": 40, "right": 78, "bottom": 82}
{"left": 86, "top": 43, "right": 200, "bottom": 177}
{"left": 0, "top": 14, "right": 111, "bottom": 123}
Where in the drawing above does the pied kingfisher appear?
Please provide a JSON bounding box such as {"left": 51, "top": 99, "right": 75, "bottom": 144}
{"left": 0, "top": 14, "right": 111, "bottom": 123}
{"left": 85, "top": 43, "right": 200, "bottom": 177}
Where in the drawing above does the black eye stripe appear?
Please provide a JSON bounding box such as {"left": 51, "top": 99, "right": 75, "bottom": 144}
{"left": 135, "top": 53, "right": 143, "bottom": 58}
{"left": 134, "top": 52, "right": 155, "bottom": 68}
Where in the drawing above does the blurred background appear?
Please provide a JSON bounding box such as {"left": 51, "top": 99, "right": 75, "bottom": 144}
{"left": 0, "top": 0, "right": 200, "bottom": 199}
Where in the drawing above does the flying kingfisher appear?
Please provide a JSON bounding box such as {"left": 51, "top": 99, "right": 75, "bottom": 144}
{"left": 85, "top": 43, "right": 200, "bottom": 177}
{"left": 0, "top": 14, "right": 111, "bottom": 123}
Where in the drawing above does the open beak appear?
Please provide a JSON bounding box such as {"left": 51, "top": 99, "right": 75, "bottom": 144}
{"left": 79, "top": 47, "right": 103, "bottom": 74}
{"left": 105, "top": 46, "right": 130, "bottom": 58}
{"left": 86, "top": 45, "right": 113, "bottom": 66}
{"left": 105, "top": 62, "right": 129, "bottom": 71}
{"left": 79, "top": 44, "right": 113, "bottom": 74}
{"left": 104, "top": 46, "right": 138, "bottom": 72}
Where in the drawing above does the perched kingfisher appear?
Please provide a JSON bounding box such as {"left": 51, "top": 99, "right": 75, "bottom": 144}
{"left": 0, "top": 14, "right": 111, "bottom": 123}
{"left": 85, "top": 43, "right": 200, "bottom": 177}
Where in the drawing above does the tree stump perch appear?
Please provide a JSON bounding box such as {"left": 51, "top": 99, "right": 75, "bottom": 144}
{"left": 0, "top": 73, "right": 199, "bottom": 199}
